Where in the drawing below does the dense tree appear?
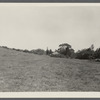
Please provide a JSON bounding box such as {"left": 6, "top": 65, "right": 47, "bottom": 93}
{"left": 46, "top": 47, "right": 49, "bottom": 55}
{"left": 76, "top": 44, "right": 94, "bottom": 59}
{"left": 49, "top": 49, "right": 53, "bottom": 54}
{"left": 46, "top": 47, "right": 53, "bottom": 55}
{"left": 23, "top": 49, "right": 30, "bottom": 53}
{"left": 59, "top": 43, "right": 71, "bottom": 48}
{"left": 58, "top": 43, "right": 74, "bottom": 58}
{"left": 94, "top": 48, "right": 100, "bottom": 59}
{"left": 70, "top": 48, "right": 75, "bottom": 58}
{"left": 30, "top": 49, "right": 45, "bottom": 55}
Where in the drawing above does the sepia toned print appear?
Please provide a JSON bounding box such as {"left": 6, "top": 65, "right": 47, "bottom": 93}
{"left": 0, "top": 3, "right": 100, "bottom": 92}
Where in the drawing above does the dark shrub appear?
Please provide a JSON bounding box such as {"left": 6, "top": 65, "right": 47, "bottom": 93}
{"left": 94, "top": 48, "right": 100, "bottom": 59}
{"left": 30, "top": 49, "right": 45, "bottom": 55}
{"left": 76, "top": 48, "right": 94, "bottom": 59}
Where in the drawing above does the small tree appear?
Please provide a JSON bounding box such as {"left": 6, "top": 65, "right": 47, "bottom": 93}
{"left": 49, "top": 49, "right": 53, "bottom": 54}
{"left": 46, "top": 47, "right": 49, "bottom": 55}
{"left": 90, "top": 44, "right": 94, "bottom": 51}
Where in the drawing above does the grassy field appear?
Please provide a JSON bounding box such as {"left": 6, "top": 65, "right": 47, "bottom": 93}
{"left": 0, "top": 47, "right": 100, "bottom": 91}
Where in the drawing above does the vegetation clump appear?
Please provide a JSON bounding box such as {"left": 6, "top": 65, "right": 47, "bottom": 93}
{"left": 1, "top": 43, "right": 100, "bottom": 62}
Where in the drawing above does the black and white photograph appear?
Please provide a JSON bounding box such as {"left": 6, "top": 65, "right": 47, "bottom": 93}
{"left": 0, "top": 3, "right": 100, "bottom": 93}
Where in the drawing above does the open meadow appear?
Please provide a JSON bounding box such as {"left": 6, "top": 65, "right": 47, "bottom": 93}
{"left": 0, "top": 47, "right": 100, "bottom": 91}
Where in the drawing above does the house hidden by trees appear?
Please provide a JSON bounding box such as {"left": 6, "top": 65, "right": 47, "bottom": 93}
{"left": 49, "top": 43, "right": 75, "bottom": 58}
{"left": 47, "top": 43, "right": 100, "bottom": 61}
{"left": 1, "top": 43, "right": 100, "bottom": 61}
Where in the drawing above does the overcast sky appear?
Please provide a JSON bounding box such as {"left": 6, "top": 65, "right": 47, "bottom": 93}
{"left": 0, "top": 4, "right": 100, "bottom": 52}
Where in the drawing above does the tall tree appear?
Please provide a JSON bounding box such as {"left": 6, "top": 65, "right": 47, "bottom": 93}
{"left": 46, "top": 47, "right": 49, "bottom": 55}
{"left": 49, "top": 49, "right": 53, "bottom": 54}
{"left": 90, "top": 44, "right": 94, "bottom": 51}
{"left": 58, "top": 43, "right": 74, "bottom": 57}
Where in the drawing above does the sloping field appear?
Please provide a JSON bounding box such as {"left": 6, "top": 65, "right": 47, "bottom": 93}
{"left": 0, "top": 47, "right": 100, "bottom": 91}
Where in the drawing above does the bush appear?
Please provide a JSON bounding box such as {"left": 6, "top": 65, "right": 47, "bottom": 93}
{"left": 46, "top": 48, "right": 53, "bottom": 55}
{"left": 23, "top": 49, "right": 30, "bottom": 53}
{"left": 30, "top": 49, "right": 45, "bottom": 55}
{"left": 76, "top": 48, "right": 94, "bottom": 59}
{"left": 94, "top": 48, "right": 100, "bottom": 59}
{"left": 2, "top": 46, "right": 8, "bottom": 49}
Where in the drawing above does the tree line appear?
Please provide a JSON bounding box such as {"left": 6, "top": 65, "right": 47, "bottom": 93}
{"left": 75, "top": 44, "right": 100, "bottom": 60}
{"left": 0, "top": 46, "right": 45, "bottom": 55}
{"left": 46, "top": 43, "right": 100, "bottom": 60}
{"left": 1, "top": 43, "right": 100, "bottom": 60}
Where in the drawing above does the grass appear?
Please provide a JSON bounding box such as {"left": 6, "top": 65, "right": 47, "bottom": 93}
{"left": 0, "top": 47, "right": 100, "bottom": 91}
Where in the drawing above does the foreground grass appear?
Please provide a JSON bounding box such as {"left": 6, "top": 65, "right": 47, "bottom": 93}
{"left": 0, "top": 47, "right": 100, "bottom": 91}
